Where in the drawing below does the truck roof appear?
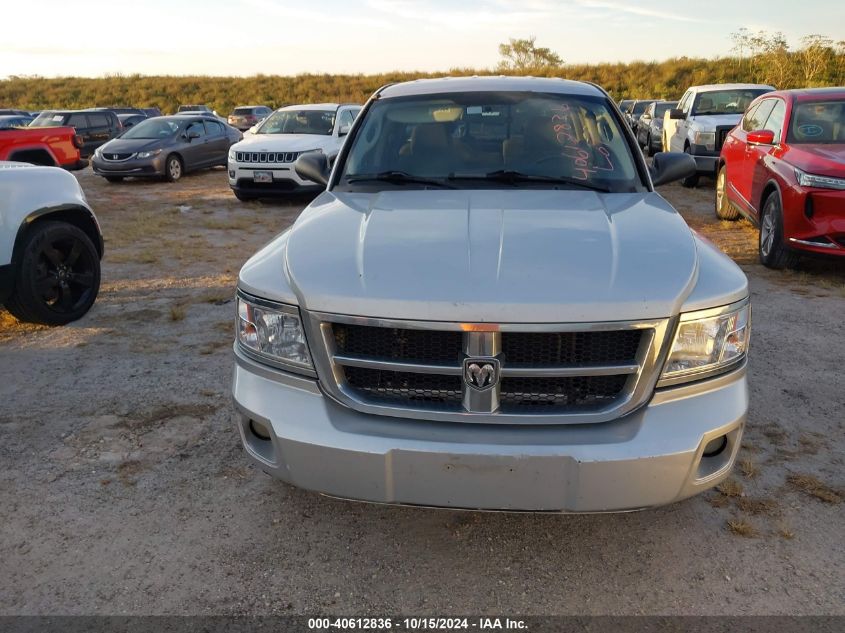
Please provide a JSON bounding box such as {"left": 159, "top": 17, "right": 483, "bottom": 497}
{"left": 379, "top": 76, "right": 606, "bottom": 99}
{"left": 687, "top": 83, "right": 775, "bottom": 93}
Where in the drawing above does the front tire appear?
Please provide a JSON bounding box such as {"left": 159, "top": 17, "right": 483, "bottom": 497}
{"left": 759, "top": 192, "right": 799, "bottom": 269}
{"left": 4, "top": 222, "right": 101, "bottom": 326}
{"left": 164, "top": 154, "right": 183, "bottom": 182}
{"left": 715, "top": 165, "right": 740, "bottom": 220}
{"left": 680, "top": 147, "right": 699, "bottom": 188}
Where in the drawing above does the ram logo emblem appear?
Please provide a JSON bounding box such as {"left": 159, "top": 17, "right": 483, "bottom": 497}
{"left": 463, "top": 358, "right": 499, "bottom": 390}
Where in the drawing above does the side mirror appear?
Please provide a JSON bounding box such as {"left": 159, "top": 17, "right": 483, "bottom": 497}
{"left": 649, "top": 151, "right": 697, "bottom": 187}
{"left": 338, "top": 124, "right": 351, "bottom": 137}
{"left": 747, "top": 129, "right": 775, "bottom": 145}
{"left": 669, "top": 109, "right": 686, "bottom": 120}
{"left": 294, "top": 152, "right": 330, "bottom": 187}
{"left": 187, "top": 131, "right": 200, "bottom": 140}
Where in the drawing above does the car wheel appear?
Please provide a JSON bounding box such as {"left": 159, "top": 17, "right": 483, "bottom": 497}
{"left": 680, "top": 147, "right": 699, "bottom": 188}
{"left": 4, "top": 221, "right": 100, "bottom": 326}
{"left": 165, "top": 154, "right": 183, "bottom": 182}
{"left": 715, "top": 165, "right": 740, "bottom": 220}
{"left": 759, "top": 192, "right": 799, "bottom": 269}
{"left": 234, "top": 191, "right": 256, "bottom": 202}
{"left": 105, "top": 176, "right": 124, "bottom": 183}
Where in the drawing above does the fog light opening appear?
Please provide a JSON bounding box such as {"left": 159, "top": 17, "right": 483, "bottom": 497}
{"left": 249, "top": 419, "right": 272, "bottom": 441}
{"left": 703, "top": 434, "right": 728, "bottom": 458}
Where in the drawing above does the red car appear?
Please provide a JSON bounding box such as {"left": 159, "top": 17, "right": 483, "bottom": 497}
{"left": 716, "top": 88, "right": 845, "bottom": 268}
{"left": 0, "top": 126, "right": 87, "bottom": 171}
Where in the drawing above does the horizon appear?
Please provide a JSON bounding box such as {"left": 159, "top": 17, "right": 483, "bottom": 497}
{"left": 2, "top": 0, "right": 844, "bottom": 80}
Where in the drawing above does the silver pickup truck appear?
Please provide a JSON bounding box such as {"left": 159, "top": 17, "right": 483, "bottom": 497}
{"left": 665, "top": 83, "right": 774, "bottom": 187}
{"left": 232, "top": 77, "right": 750, "bottom": 513}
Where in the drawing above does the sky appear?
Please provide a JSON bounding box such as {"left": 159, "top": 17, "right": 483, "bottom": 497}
{"left": 1, "top": 0, "right": 843, "bottom": 78}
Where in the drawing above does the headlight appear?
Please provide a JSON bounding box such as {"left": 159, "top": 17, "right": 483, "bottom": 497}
{"left": 693, "top": 131, "right": 715, "bottom": 150}
{"left": 659, "top": 301, "right": 750, "bottom": 386}
{"left": 136, "top": 149, "right": 161, "bottom": 159}
{"left": 794, "top": 167, "right": 845, "bottom": 190}
{"left": 228, "top": 147, "right": 237, "bottom": 160}
{"left": 237, "top": 293, "right": 313, "bottom": 373}
{"left": 94, "top": 146, "right": 103, "bottom": 158}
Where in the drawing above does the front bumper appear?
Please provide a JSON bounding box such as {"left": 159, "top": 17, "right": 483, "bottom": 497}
{"left": 228, "top": 160, "right": 322, "bottom": 196}
{"left": 91, "top": 154, "right": 165, "bottom": 178}
{"left": 232, "top": 347, "right": 748, "bottom": 512}
{"left": 688, "top": 144, "right": 719, "bottom": 175}
{"left": 784, "top": 187, "right": 845, "bottom": 256}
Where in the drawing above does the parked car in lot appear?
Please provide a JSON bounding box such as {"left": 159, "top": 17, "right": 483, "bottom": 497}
{"left": 665, "top": 83, "right": 775, "bottom": 187}
{"left": 178, "top": 104, "right": 211, "bottom": 113}
{"left": 232, "top": 76, "right": 750, "bottom": 513}
{"left": 636, "top": 101, "right": 677, "bottom": 156}
{"left": 618, "top": 99, "right": 634, "bottom": 114}
{"left": 30, "top": 109, "right": 122, "bottom": 158}
{"left": 0, "top": 115, "right": 34, "bottom": 129}
{"left": 228, "top": 105, "right": 273, "bottom": 131}
{"left": 91, "top": 114, "right": 241, "bottom": 183}
{"left": 117, "top": 113, "right": 147, "bottom": 130}
{"left": 0, "top": 126, "right": 87, "bottom": 170}
{"left": 717, "top": 87, "right": 845, "bottom": 268}
{"left": 0, "top": 109, "right": 31, "bottom": 116}
{"left": 227, "top": 103, "right": 361, "bottom": 200}
{"left": 625, "top": 99, "right": 657, "bottom": 133}
{"left": 0, "top": 162, "right": 102, "bottom": 325}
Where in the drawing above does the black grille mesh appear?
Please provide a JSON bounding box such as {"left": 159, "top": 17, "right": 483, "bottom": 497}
{"left": 343, "top": 367, "right": 462, "bottom": 409}
{"left": 502, "top": 330, "right": 642, "bottom": 366}
{"left": 500, "top": 375, "right": 629, "bottom": 411}
{"left": 334, "top": 323, "right": 463, "bottom": 364}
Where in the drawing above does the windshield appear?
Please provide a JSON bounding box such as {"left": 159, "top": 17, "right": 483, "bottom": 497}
{"left": 654, "top": 102, "right": 676, "bottom": 117}
{"left": 631, "top": 101, "right": 651, "bottom": 115}
{"left": 30, "top": 112, "right": 66, "bottom": 127}
{"left": 121, "top": 118, "right": 181, "bottom": 139}
{"left": 693, "top": 89, "right": 771, "bottom": 116}
{"left": 338, "top": 91, "right": 642, "bottom": 193}
{"left": 788, "top": 100, "right": 845, "bottom": 144}
{"left": 256, "top": 109, "right": 335, "bottom": 135}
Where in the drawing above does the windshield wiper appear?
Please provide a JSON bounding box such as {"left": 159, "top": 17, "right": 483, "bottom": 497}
{"left": 346, "top": 171, "right": 456, "bottom": 189}
{"left": 449, "top": 170, "right": 612, "bottom": 193}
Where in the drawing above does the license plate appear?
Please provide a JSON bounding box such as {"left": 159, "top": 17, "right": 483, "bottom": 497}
{"left": 253, "top": 171, "right": 272, "bottom": 183}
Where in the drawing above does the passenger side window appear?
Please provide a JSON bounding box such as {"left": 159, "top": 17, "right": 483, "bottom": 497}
{"left": 186, "top": 121, "right": 207, "bottom": 138}
{"left": 205, "top": 119, "right": 225, "bottom": 136}
{"left": 744, "top": 99, "right": 776, "bottom": 132}
{"left": 337, "top": 109, "right": 354, "bottom": 132}
{"left": 762, "top": 100, "right": 786, "bottom": 143}
{"left": 68, "top": 114, "right": 88, "bottom": 130}
{"left": 88, "top": 113, "right": 110, "bottom": 128}
{"left": 678, "top": 91, "right": 693, "bottom": 114}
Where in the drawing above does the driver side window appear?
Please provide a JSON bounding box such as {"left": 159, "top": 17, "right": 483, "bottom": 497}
{"left": 186, "top": 121, "right": 206, "bottom": 138}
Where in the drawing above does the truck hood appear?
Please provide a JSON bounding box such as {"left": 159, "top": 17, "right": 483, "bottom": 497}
{"left": 689, "top": 114, "right": 742, "bottom": 130}
{"left": 283, "top": 189, "right": 700, "bottom": 323}
{"left": 233, "top": 133, "right": 332, "bottom": 152}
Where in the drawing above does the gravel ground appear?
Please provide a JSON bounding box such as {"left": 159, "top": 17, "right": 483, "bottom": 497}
{"left": 1, "top": 166, "right": 843, "bottom": 615}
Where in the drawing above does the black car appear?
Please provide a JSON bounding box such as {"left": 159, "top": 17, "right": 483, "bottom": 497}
{"left": 625, "top": 100, "right": 657, "bottom": 132}
{"left": 91, "top": 114, "right": 241, "bottom": 183}
{"left": 636, "top": 100, "right": 678, "bottom": 156}
{"left": 29, "top": 109, "right": 122, "bottom": 158}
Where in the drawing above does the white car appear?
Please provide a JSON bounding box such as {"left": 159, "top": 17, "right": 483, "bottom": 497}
{"left": 0, "top": 162, "right": 103, "bottom": 325}
{"left": 227, "top": 103, "right": 361, "bottom": 200}
{"left": 663, "top": 83, "right": 774, "bottom": 186}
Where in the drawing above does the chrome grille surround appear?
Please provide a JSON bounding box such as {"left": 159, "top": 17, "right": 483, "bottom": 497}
{"left": 305, "top": 312, "right": 673, "bottom": 425}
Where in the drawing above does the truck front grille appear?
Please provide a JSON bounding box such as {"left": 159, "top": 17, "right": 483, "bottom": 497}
{"left": 235, "top": 151, "right": 301, "bottom": 164}
{"left": 311, "top": 315, "right": 668, "bottom": 424}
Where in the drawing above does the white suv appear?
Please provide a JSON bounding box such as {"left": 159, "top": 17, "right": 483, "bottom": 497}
{"left": 227, "top": 103, "right": 361, "bottom": 200}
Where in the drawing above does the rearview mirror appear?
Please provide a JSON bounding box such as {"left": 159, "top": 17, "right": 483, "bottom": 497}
{"left": 295, "top": 152, "right": 330, "bottom": 187}
{"left": 747, "top": 129, "right": 775, "bottom": 145}
{"left": 669, "top": 109, "right": 685, "bottom": 120}
{"left": 649, "top": 152, "right": 697, "bottom": 187}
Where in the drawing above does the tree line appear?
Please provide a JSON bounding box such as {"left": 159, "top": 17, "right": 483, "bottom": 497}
{"left": 1, "top": 32, "right": 842, "bottom": 114}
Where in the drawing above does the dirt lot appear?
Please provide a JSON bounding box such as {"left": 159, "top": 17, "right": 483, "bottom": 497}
{"left": 1, "top": 166, "right": 843, "bottom": 615}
